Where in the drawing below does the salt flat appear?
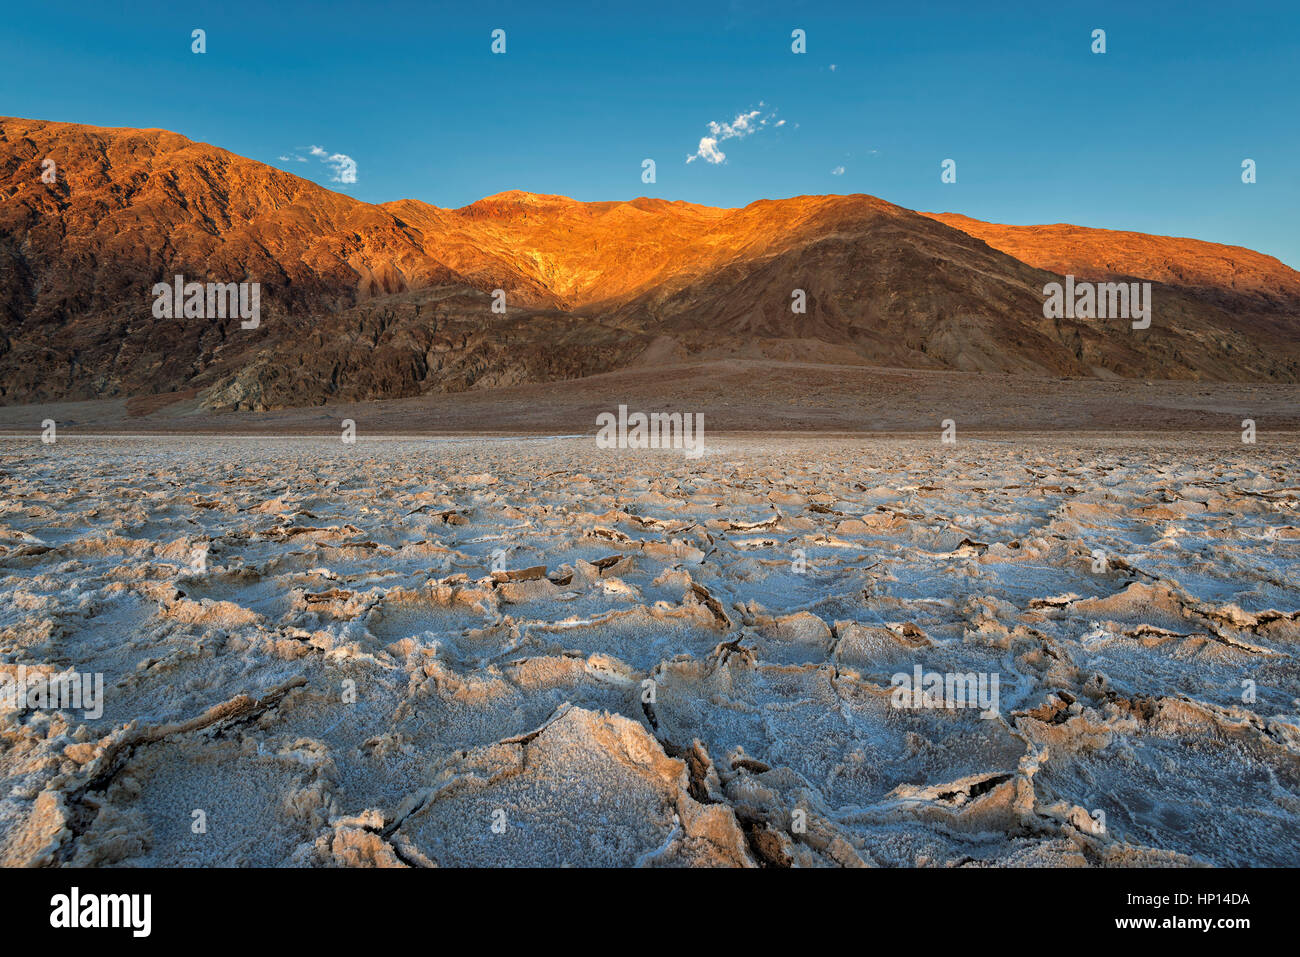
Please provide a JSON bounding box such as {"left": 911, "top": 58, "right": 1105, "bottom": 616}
{"left": 1, "top": 434, "right": 1298, "bottom": 867}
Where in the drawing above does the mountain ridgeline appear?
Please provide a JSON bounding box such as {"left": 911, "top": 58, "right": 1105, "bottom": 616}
{"left": 2, "top": 116, "right": 1298, "bottom": 411}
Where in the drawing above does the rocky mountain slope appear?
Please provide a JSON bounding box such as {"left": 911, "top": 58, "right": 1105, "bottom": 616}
{"left": 3, "top": 116, "right": 1298, "bottom": 411}
{"left": 923, "top": 212, "right": 1300, "bottom": 308}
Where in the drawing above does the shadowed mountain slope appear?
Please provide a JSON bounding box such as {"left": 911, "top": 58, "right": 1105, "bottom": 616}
{"left": 3, "top": 117, "right": 1298, "bottom": 410}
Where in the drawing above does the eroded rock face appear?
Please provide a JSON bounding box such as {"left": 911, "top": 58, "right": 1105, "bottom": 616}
{"left": 924, "top": 212, "right": 1300, "bottom": 309}
{"left": 2, "top": 434, "right": 1297, "bottom": 867}
{"left": 3, "top": 117, "right": 1299, "bottom": 411}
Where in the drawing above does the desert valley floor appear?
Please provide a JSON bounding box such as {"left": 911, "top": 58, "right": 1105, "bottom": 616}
{"left": 1, "top": 433, "right": 1298, "bottom": 867}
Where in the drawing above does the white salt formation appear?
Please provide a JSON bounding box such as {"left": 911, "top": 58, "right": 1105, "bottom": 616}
{"left": 0, "top": 435, "right": 1297, "bottom": 866}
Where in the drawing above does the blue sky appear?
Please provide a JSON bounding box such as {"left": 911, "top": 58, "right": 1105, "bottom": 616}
{"left": 3, "top": 0, "right": 1298, "bottom": 265}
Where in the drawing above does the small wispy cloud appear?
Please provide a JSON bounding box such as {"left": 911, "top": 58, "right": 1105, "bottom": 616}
{"left": 831, "top": 166, "right": 845, "bottom": 176}
{"left": 686, "top": 105, "right": 782, "bottom": 165}
{"left": 279, "top": 145, "right": 357, "bottom": 184}
{"left": 309, "top": 145, "right": 357, "bottom": 184}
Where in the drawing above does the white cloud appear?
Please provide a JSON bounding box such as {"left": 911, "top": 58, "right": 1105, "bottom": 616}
{"left": 693, "top": 137, "right": 726, "bottom": 164}
{"left": 831, "top": 166, "right": 845, "bottom": 176}
{"left": 279, "top": 146, "right": 357, "bottom": 182}
{"left": 686, "top": 106, "right": 781, "bottom": 164}
{"left": 829, "top": 64, "right": 837, "bottom": 71}
{"left": 309, "top": 145, "right": 357, "bottom": 184}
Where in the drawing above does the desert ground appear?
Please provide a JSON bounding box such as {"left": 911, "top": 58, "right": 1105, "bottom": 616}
{"left": 1, "top": 430, "right": 1297, "bottom": 867}
{"left": 2, "top": 362, "right": 1299, "bottom": 435}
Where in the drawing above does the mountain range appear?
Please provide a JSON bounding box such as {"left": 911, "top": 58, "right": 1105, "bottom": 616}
{"left": 3, "top": 116, "right": 1298, "bottom": 412}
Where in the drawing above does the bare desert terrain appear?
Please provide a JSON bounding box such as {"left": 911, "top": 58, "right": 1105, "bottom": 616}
{"left": 1, "top": 432, "right": 1297, "bottom": 866}
{"left": 3, "top": 362, "right": 1300, "bottom": 436}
